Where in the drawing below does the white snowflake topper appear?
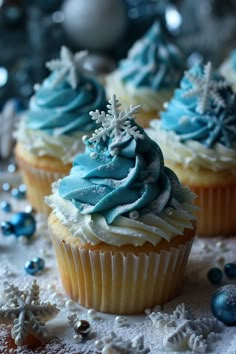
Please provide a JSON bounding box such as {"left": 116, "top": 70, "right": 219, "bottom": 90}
{"left": 0, "top": 280, "right": 59, "bottom": 346}
{"left": 95, "top": 331, "right": 150, "bottom": 354}
{"left": 149, "top": 303, "right": 222, "bottom": 353}
{"left": 182, "top": 62, "right": 228, "bottom": 114}
{"left": 46, "top": 46, "right": 88, "bottom": 89}
{"left": 89, "top": 95, "right": 144, "bottom": 155}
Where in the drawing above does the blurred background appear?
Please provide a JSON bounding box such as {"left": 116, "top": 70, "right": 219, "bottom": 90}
{"left": 0, "top": 0, "right": 236, "bottom": 111}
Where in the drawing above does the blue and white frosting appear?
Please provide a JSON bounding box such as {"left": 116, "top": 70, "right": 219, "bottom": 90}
{"left": 161, "top": 62, "right": 236, "bottom": 149}
{"left": 55, "top": 95, "right": 195, "bottom": 234}
{"left": 118, "top": 21, "right": 185, "bottom": 91}
{"left": 220, "top": 50, "right": 236, "bottom": 94}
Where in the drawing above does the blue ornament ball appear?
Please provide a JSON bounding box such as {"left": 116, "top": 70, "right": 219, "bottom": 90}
{"left": 211, "top": 284, "right": 236, "bottom": 326}
{"left": 207, "top": 267, "right": 223, "bottom": 285}
{"left": 33, "top": 257, "right": 45, "bottom": 271}
{"left": 11, "top": 212, "right": 36, "bottom": 238}
{"left": 0, "top": 201, "right": 12, "bottom": 212}
{"left": 224, "top": 263, "right": 236, "bottom": 279}
{"left": 24, "top": 260, "right": 39, "bottom": 275}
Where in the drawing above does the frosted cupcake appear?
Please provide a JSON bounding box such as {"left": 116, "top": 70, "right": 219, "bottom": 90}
{"left": 46, "top": 95, "right": 196, "bottom": 314}
{"left": 15, "top": 46, "right": 107, "bottom": 214}
{"left": 147, "top": 62, "right": 236, "bottom": 236}
{"left": 105, "top": 21, "right": 185, "bottom": 128}
{"left": 219, "top": 50, "right": 236, "bottom": 93}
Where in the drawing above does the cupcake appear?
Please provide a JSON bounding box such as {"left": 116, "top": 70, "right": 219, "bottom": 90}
{"left": 105, "top": 21, "right": 185, "bottom": 128}
{"left": 219, "top": 50, "right": 236, "bottom": 93}
{"left": 46, "top": 94, "right": 196, "bottom": 314}
{"left": 147, "top": 62, "right": 236, "bottom": 237}
{"left": 15, "top": 46, "right": 107, "bottom": 214}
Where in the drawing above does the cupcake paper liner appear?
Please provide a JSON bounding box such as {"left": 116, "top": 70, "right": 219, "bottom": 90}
{"left": 17, "top": 159, "right": 70, "bottom": 214}
{"left": 191, "top": 184, "right": 236, "bottom": 237}
{"left": 51, "top": 230, "right": 193, "bottom": 314}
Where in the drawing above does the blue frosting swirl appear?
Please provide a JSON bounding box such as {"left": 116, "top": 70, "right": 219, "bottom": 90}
{"left": 230, "top": 50, "right": 236, "bottom": 71}
{"left": 26, "top": 72, "right": 107, "bottom": 135}
{"left": 118, "top": 21, "right": 185, "bottom": 90}
{"left": 161, "top": 63, "right": 236, "bottom": 148}
{"left": 59, "top": 124, "right": 184, "bottom": 224}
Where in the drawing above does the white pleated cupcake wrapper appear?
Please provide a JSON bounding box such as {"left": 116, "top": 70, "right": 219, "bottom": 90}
{"left": 193, "top": 184, "right": 236, "bottom": 236}
{"left": 52, "top": 234, "right": 194, "bottom": 314}
{"left": 17, "top": 160, "right": 68, "bottom": 213}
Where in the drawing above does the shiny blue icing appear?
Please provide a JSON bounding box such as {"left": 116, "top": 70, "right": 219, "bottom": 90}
{"left": 161, "top": 64, "right": 236, "bottom": 148}
{"left": 26, "top": 71, "right": 107, "bottom": 135}
{"left": 118, "top": 21, "right": 185, "bottom": 90}
{"left": 59, "top": 119, "right": 184, "bottom": 224}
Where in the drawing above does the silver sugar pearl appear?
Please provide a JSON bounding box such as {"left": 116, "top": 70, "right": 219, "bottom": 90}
{"left": 90, "top": 152, "right": 98, "bottom": 159}
{"left": 87, "top": 308, "right": 97, "bottom": 320}
{"left": 7, "top": 164, "right": 16, "bottom": 173}
{"left": 65, "top": 299, "right": 77, "bottom": 310}
{"left": 74, "top": 320, "right": 90, "bottom": 337}
{"left": 82, "top": 135, "right": 89, "bottom": 143}
{"left": 129, "top": 210, "right": 139, "bottom": 220}
{"left": 74, "top": 334, "right": 83, "bottom": 343}
{"left": 115, "top": 316, "right": 128, "bottom": 327}
{"left": 2, "top": 183, "right": 11, "bottom": 192}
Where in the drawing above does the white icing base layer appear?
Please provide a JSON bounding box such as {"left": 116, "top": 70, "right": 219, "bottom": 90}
{"left": 146, "top": 121, "right": 236, "bottom": 173}
{"left": 0, "top": 171, "right": 236, "bottom": 353}
{"left": 15, "top": 120, "right": 86, "bottom": 163}
{"left": 219, "top": 59, "right": 236, "bottom": 93}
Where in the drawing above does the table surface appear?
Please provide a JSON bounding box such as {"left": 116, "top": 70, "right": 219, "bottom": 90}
{"left": 0, "top": 171, "right": 236, "bottom": 354}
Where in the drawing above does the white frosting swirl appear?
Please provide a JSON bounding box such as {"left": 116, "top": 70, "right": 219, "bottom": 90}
{"left": 105, "top": 71, "right": 172, "bottom": 112}
{"left": 46, "top": 181, "right": 196, "bottom": 247}
{"left": 15, "top": 120, "right": 85, "bottom": 163}
{"left": 146, "top": 120, "right": 236, "bottom": 173}
{"left": 219, "top": 59, "right": 236, "bottom": 93}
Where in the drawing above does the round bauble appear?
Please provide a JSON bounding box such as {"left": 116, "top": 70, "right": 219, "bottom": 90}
{"left": 211, "top": 284, "right": 236, "bottom": 326}
{"left": 62, "top": 0, "right": 127, "bottom": 50}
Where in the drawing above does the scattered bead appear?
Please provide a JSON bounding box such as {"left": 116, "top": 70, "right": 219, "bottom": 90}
{"left": 115, "top": 316, "right": 128, "bottom": 327}
{"left": 11, "top": 186, "right": 25, "bottom": 199}
{"left": 1, "top": 212, "right": 36, "bottom": 238}
{"left": 24, "top": 260, "right": 39, "bottom": 275}
{"left": 211, "top": 284, "right": 236, "bottom": 325}
{"left": 87, "top": 309, "right": 97, "bottom": 320}
{"left": 7, "top": 164, "right": 16, "bottom": 173}
{"left": 74, "top": 334, "right": 83, "bottom": 343}
{"left": 47, "top": 284, "right": 56, "bottom": 291}
{"left": 33, "top": 257, "right": 45, "bottom": 271}
{"left": 145, "top": 308, "right": 151, "bottom": 315}
{"left": 0, "top": 201, "right": 12, "bottom": 212}
{"left": 74, "top": 320, "right": 90, "bottom": 337}
{"left": 2, "top": 183, "right": 11, "bottom": 192}
{"left": 224, "top": 263, "right": 236, "bottom": 279}
{"left": 65, "top": 299, "right": 77, "bottom": 310}
{"left": 207, "top": 268, "right": 223, "bottom": 285}
{"left": 25, "top": 205, "right": 33, "bottom": 213}
{"left": 1, "top": 221, "right": 14, "bottom": 236}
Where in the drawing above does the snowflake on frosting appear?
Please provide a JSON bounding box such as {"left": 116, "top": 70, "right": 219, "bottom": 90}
{"left": 149, "top": 303, "right": 222, "bottom": 353}
{"left": 95, "top": 331, "right": 150, "bottom": 354}
{"left": 182, "top": 62, "right": 229, "bottom": 114}
{"left": 89, "top": 95, "right": 144, "bottom": 155}
{"left": 46, "top": 46, "right": 88, "bottom": 89}
{"left": 0, "top": 280, "right": 59, "bottom": 345}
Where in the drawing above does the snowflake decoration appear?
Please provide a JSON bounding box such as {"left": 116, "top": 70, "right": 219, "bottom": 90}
{"left": 0, "top": 280, "right": 59, "bottom": 346}
{"left": 46, "top": 46, "right": 88, "bottom": 89}
{"left": 182, "top": 62, "right": 229, "bottom": 114}
{"left": 149, "top": 303, "right": 222, "bottom": 353}
{"left": 95, "top": 331, "right": 150, "bottom": 354}
{"left": 89, "top": 95, "right": 144, "bottom": 155}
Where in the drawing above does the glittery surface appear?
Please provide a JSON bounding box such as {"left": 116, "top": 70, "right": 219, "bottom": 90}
{"left": 0, "top": 172, "right": 236, "bottom": 353}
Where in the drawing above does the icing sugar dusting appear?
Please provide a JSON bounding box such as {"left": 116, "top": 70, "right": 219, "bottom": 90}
{"left": 0, "top": 184, "right": 236, "bottom": 353}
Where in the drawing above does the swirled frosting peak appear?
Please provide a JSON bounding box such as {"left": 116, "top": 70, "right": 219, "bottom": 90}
{"left": 25, "top": 46, "right": 107, "bottom": 135}
{"left": 59, "top": 95, "right": 195, "bottom": 225}
{"left": 118, "top": 21, "right": 185, "bottom": 90}
{"left": 161, "top": 62, "right": 236, "bottom": 148}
